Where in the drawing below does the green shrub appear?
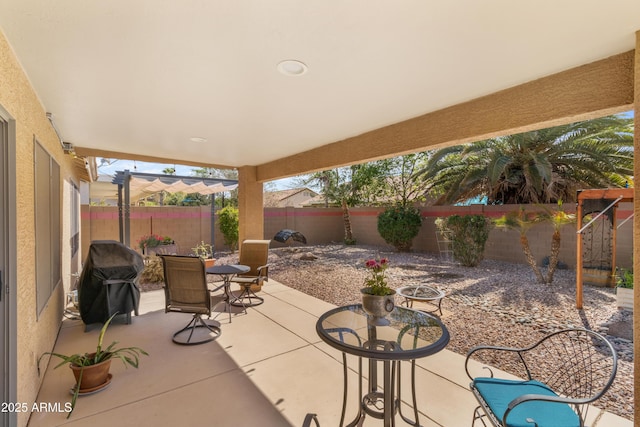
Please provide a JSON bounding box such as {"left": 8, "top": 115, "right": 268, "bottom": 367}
{"left": 443, "top": 214, "right": 492, "bottom": 267}
{"left": 377, "top": 205, "right": 423, "bottom": 252}
{"left": 616, "top": 268, "right": 634, "bottom": 289}
{"left": 218, "top": 206, "right": 239, "bottom": 251}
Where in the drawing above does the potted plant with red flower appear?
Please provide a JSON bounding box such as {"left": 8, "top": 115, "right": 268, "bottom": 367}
{"left": 361, "top": 258, "right": 395, "bottom": 325}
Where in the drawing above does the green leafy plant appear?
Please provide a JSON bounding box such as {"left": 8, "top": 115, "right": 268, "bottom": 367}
{"left": 377, "top": 205, "right": 422, "bottom": 252}
{"left": 192, "top": 241, "right": 214, "bottom": 260}
{"left": 444, "top": 214, "right": 492, "bottom": 267}
{"left": 218, "top": 206, "right": 239, "bottom": 252}
{"left": 616, "top": 268, "right": 634, "bottom": 289}
{"left": 362, "top": 258, "right": 393, "bottom": 296}
{"left": 38, "top": 314, "right": 148, "bottom": 418}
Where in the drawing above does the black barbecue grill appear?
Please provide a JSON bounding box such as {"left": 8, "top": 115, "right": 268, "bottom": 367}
{"left": 78, "top": 240, "right": 144, "bottom": 328}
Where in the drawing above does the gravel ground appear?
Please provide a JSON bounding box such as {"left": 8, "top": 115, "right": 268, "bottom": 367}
{"left": 166, "top": 244, "right": 635, "bottom": 420}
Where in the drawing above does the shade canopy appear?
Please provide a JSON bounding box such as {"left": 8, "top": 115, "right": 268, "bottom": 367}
{"left": 111, "top": 170, "right": 238, "bottom": 248}
{"left": 112, "top": 170, "right": 238, "bottom": 201}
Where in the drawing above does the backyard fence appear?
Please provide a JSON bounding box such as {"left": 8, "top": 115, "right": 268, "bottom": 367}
{"left": 81, "top": 203, "right": 634, "bottom": 270}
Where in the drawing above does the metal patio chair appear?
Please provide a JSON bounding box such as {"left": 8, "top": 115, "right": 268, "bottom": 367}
{"left": 464, "top": 328, "right": 618, "bottom": 427}
{"left": 302, "top": 413, "right": 320, "bottom": 427}
{"left": 229, "top": 239, "right": 271, "bottom": 307}
{"left": 161, "top": 255, "right": 223, "bottom": 345}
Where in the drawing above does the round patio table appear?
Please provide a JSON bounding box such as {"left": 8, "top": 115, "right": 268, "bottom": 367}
{"left": 316, "top": 304, "right": 449, "bottom": 427}
{"left": 206, "top": 264, "right": 250, "bottom": 322}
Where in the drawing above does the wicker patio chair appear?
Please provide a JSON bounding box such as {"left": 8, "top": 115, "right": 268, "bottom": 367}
{"left": 230, "top": 239, "right": 271, "bottom": 307}
{"left": 161, "top": 255, "right": 223, "bottom": 345}
{"left": 464, "top": 328, "right": 618, "bottom": 427}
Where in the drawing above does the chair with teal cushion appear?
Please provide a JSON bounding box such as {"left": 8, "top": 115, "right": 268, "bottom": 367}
{"left": 465, "top": 329, "right": 617, "bottom": 427}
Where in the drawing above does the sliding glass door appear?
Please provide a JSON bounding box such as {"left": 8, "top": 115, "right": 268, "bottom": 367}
{"left": 0, "top": 109, "right": 17, "bottom": 427}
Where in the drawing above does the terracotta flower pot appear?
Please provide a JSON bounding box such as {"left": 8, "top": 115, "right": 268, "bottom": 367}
{"left": 70, "top": 354, "right": 112, "bottom": 391}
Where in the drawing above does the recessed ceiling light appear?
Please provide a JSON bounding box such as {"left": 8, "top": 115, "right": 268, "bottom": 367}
{"left": 277, "top": 60, "right": 308, "bottom": 76}
{"left": 190, "top": 137, "right": 207, "bottom": 143}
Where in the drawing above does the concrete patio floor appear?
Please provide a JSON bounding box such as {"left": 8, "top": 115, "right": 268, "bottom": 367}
{"left": 29, "top": 281, "right": 632, "bottom": 426}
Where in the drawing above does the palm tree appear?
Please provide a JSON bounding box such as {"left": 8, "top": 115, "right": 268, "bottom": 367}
{"left": 494, "top": 208, "right": 547, "bottom": 283}
{"left": 419, "top": 115, "right": 633, "bottom": 205}
{"left": 541, "top": 204, "right": 575, "bottom": 284}
{"left": 495, "top": 204, "right": 575, "bottom": 284}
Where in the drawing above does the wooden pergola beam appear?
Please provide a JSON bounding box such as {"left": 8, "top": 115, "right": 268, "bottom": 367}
{"left": 576, "top": 188, "right": 634, "bottom": 202}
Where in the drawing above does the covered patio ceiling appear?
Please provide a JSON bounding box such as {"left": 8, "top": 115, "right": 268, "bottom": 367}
{"left": 0, "top": 1, "right": 638, "bottom": 182}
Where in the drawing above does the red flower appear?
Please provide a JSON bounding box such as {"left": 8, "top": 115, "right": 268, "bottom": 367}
{"left": 363, "top": 258, "right": 391, "bottom": 295}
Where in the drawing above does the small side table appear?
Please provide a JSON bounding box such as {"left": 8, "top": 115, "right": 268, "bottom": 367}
{"left": 206, "top": 264, "right": 250, "bottom": 322}
{"left": 396, "top": 284, "right": 445, "bottom": 316}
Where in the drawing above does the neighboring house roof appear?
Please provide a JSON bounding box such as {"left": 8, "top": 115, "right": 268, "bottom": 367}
{"left": 264, "top": 188, "right": 319, "bottom": 207}
{"left": 301, "top": 194, "right": 338, "bottom": 208}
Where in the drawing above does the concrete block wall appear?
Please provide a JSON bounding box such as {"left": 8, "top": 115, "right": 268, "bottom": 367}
{"left": 265, "top": 207, "right": 344, "bottom": 247}
{"left": 82, "top": 205, "right": 223, "bottom": 259}
{"left": 82, "top": 203, "right": 633, "bottom": 270}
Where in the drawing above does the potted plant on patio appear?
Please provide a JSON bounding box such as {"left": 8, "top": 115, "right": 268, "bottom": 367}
{"left": 192, "top": 241, "right": 215, "bottom": 268}
{"left": 38, "top": 314, "right": 148, "bottom": 418}
{"left": 616, "top": 268, "right": 633, "bottom": 311}
{"left": 361, "top": 258, "right": 395, "bottom": 325}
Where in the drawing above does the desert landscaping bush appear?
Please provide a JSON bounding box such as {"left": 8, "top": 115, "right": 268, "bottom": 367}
{"left": 443, "top": 214, "right": 492, "bottom": 267}
{"left": 218, "top": 206, "right": 239, "bottom": 251}
{"left": 377, "top": 205, "right": 423, "bottom": 252}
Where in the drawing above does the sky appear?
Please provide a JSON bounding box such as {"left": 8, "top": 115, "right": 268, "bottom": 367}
{"left": 96, "top": 158, "right": 298, "bottom": 190}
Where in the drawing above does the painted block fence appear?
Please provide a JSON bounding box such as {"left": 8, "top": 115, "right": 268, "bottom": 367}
{"left": 81, "top": 203, "right": 633, "bottom": 271}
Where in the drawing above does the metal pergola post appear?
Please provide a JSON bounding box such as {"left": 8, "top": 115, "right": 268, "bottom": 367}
{"left": 124, "top": 170, "right": 131, "bottom": 247}
{"left": 211, "top": 194, "right": 216, "bottom": 255}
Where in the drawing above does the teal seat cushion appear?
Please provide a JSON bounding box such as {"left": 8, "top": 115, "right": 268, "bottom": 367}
{"left": 473, "top": 377, "right": 580, "bottom": 427}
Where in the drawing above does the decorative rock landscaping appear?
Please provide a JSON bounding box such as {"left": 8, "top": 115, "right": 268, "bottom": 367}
{"left": 215, "top": 244, "right": 633, "bottom": 421}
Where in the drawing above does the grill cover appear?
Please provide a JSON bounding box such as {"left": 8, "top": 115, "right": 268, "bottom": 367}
{"left": 78, "top": 240, "right": 144, "bottom": 325}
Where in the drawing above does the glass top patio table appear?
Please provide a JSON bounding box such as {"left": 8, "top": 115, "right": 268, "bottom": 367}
{"left": 206, "top": 264, "right": 250, "bottom": 277}
{"left": 316, "top": 304, "right": 449, "bottom": 360}
{"left": 315, "top": 304, "right": 450, "bottom": 426}
{"left": 205, "top": 264, "right": 250, "bottom": 322}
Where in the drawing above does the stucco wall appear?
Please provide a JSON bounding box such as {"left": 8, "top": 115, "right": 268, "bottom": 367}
{"left": 0, "top": 32, "right": 82, "bottom": 427}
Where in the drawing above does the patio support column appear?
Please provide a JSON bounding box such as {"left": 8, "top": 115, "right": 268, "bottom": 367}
{"left": 633, "top": 29, "right": 640, "bottom": 425}
{"left": 237, "top": 166, "right": 264, "bottom": 246}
